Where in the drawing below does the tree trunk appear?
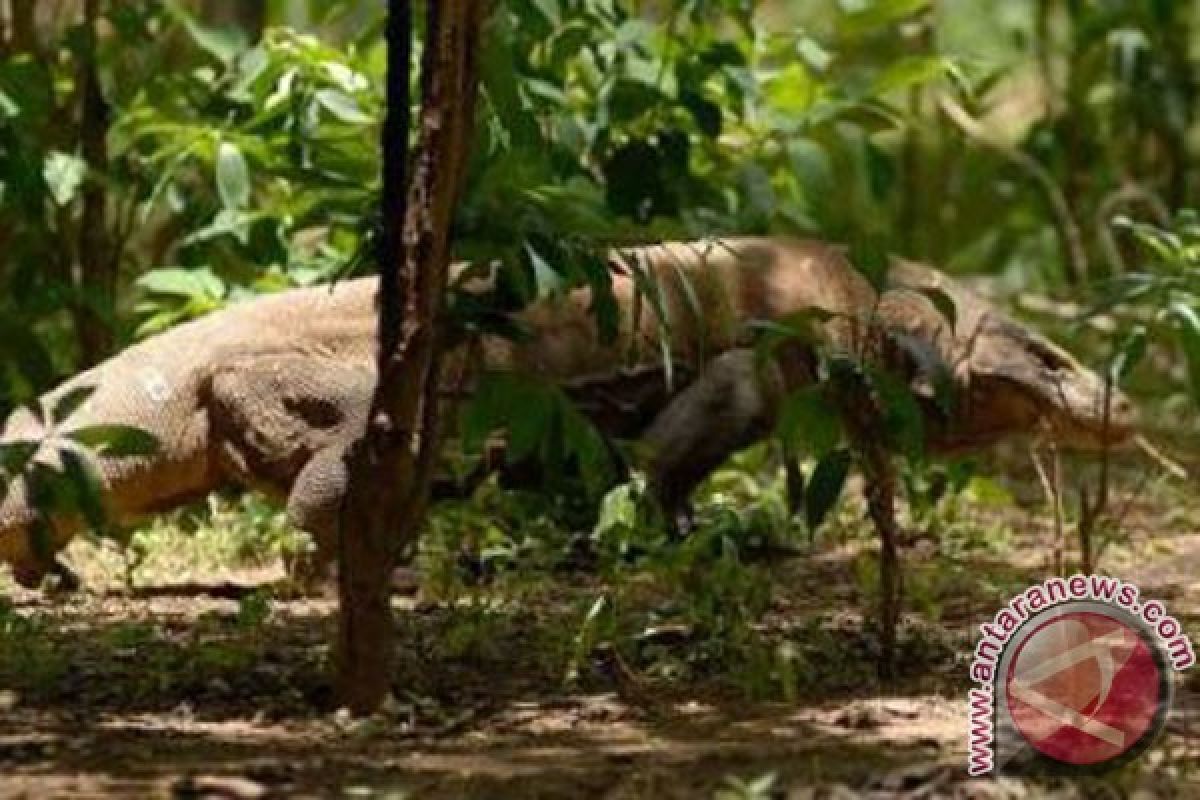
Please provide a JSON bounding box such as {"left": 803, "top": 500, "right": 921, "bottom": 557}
{"left": 198, "top": 0, "right": 265, "bottom": 43}
{"left": 334, "top": 0, "right": 485, "bottom": 715}
{"left": 10, "top": 0, "right": 37, "bottom": 55}
{"left": 76, "top": 0, "right": 115, "bottom": 365}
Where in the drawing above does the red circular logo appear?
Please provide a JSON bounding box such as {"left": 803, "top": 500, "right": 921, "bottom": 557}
{"left": 1004, "top": 609, "right": 1167, "bottom": 767}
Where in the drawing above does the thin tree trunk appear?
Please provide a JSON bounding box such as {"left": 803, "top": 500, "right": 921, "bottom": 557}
{"left": 10, "top": 0, "right": 36, "bottom": 55}
{"left": 198, "top": 0, "right": 266, "bottom": 43}
{"left": 76, "top": 0, "right": 114, "bottom": 365}
{"left": 334, "top": 0, "right": 485, "bottom": 715}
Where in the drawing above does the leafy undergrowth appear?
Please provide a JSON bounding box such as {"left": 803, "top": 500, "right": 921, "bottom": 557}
{"left": 1, "top": 452, "right": 1199, "bottom": 798}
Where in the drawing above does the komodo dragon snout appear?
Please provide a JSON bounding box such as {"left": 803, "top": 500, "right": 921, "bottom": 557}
{"left": 937, "top": 313, "right": 1136, "bottom": 452}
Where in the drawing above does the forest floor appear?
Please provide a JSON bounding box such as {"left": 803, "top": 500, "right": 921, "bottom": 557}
{"left": 0, "top": 453, "right": 1198, "bottom": 799}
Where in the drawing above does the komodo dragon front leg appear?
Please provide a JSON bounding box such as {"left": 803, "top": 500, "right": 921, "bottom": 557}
{"left": 637, "top": 349, "right": 794, "bottom": 529}
{"left": 205, "top": 356, "right": 372, "bottom": 581}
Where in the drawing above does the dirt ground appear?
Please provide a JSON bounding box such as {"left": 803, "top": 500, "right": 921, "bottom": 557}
{"left": 1, "top": 463, "right": 1198, "bottom": 799}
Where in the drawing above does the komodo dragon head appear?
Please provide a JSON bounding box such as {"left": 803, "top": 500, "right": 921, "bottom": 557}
{"left": 883, "top": 262, "right": 1137, "bottom": 453}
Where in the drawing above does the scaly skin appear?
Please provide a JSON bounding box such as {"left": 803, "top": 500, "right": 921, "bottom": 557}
{"left": 0, "top": 238, "right": 1136, "bottom": 587}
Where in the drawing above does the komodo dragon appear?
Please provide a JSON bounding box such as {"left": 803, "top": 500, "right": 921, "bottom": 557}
{"left": 0, "top": 237, "right": 1136, "bottom": 588}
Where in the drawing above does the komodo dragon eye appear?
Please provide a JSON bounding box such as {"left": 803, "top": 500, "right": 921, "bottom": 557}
{"left": 1026, "top": 339, "right": 1072, "bottom": 372}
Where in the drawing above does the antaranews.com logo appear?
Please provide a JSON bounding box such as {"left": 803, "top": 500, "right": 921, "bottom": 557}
{"left": 967, "top": 575, "right": 1195, "bottom": 776}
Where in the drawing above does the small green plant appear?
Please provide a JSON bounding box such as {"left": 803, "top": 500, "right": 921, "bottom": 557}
{"left": 0, "top": 387, "right": 159, "bottom": 580}
{"left": 715, "top": 772, "right": 777, "bottom": 800}
{"left": 0, "top": 598, "right": 67, "bottom": 692}
{"left": 1108, "top": 211, "right": 1200, "bottom": 408}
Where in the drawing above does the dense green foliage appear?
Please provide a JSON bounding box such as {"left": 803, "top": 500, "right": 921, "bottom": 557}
{"left": 3, "top": 1, "right": 1198, "bottom": 410}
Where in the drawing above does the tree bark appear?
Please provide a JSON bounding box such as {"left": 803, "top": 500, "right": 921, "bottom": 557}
{"left": 198, "top": 0, "right": 266, "bottom": 43}
{"left": 334, "top": 0, "right": 485, "bottom": 715}
{"left": 10, "top": 0, "right": 37, "bottom": 55}
{"left": 76, "top": 0, "right": 115, "bottom": 365}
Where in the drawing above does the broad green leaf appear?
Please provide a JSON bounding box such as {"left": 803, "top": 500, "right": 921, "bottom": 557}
{"left": 777, "top": 387, "right": 841, "bottom": 457}
{"left": 849, "top": 238, "right": 891, "bottom": 292}
{"left": 58, "top": 449, "right": 108, "bottom": 531}
{"left": 322, "top": 62, "right": 369, "bottom": 93}
{"left": 869, "top": 366, "right": 925, "bottom": 462}
{"left": 805, "top": 448, "right": 852, "bottom": 534}
{"left": 167, "top": 1, "right": 247, "bottom": 64}
{"left": 506, "top": 384, "right": 552, "bottom": 463}
{"left": 870, "top": 56, "right": 955, "bottom": 96}
{"left": 788, "top": 138, "right": 835, "bottom": 200}
{"left": 863, "top": 138, "right": 895, "bottom": 204}
{"left": 52, "top": 385, "right": 96, "bottom": 426}
{"left": 215, "top": 141, "right": 250, "bottom": 210}
{"left": 1110, "top": 325, "right": 1147, "bottom": 384}
{"left": 525, "top": 244, "right": 565, "bottom": 300}
{"left": 0, "top": 441, "right": 38, "bottom": 477}
{"left": 842, "top": 0, "right": 931, "bottom": 35}
{"left": 315, "top": 89, "right": 372, "bottom": 125}
{"left": 561, "top": 403, "right": 615, "bottom": 497}
{"left": 137, "top": 267, "right": 226, "bottom": 301}
{"left": 180, "top": 209, "right": 257, "bottom": 247}
{"left": 0, "top": 88, "right": 18, "bottom": 118}
{"left": 766, "top": 64, "right": 816, "bottom": 114}
{"left": 68, "top": 425, "right": 160, "bottom": 458}
{"left": 1168, "top": 303, "right": 1200, "bottom": 404}
{"left": 681, "top": 89, "right": 721, "bottom": 138}
{"left": 43, "top": 151, "right": 86, "bottom": 206}
{"left": 530, "top": 0, "right": 562, "bottom": 25}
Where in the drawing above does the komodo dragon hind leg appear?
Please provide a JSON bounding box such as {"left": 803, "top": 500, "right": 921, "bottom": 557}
{"left": 639, "top": 349, "right": 788, "bottom": 532}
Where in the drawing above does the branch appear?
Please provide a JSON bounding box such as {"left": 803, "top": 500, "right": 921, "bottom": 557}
{"left": 939, "top": 96, "right": 1089, "bottom": 285}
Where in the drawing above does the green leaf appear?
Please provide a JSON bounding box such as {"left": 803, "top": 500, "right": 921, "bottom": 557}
{"left": 530, "top": 0, "right": 561, "bottom": 25}
{"left": 870, "top": 56, "right": 955, "bottom": 96}
{"left": 869, "top": 366, "right": 926, "bottom": 462}
{"left": 805, "top": 448, "right": 852, "bottom": 534}
{"left": 777, "top": 387, "right": 842, "bottom": 458}
{"left": 525, "top": 244, "right": 565, "bottom": 300}
{"left": 215, "top": 141, "right": 250, "bottom": 210}
{"left": 43, "top": 151, "right": 86, "bottom": 206}
{"left": 0, "top": 441, "right": 38, "bottom": 477}
{"left": 788, "top": 138, "right": 835, "bottom": 201}
{"left": 52, "top": 385, "right": 96, "bottom": 426}
{"left": 561, "top": 403, "right": 615, "bottom": 497}
{"left": 68, "top": 426, "right": 160, "bottom": 458}
{"left": 842, "top": 0, "right": 931, "bottom": 35}
{"left": 137, "top": 267, "right": 226, "bottom": 301}
{"left": 315, "top": 89, "right": 373, "bottom": 125}
{"left": 167, "top": 1, "right": 247, "bottom": 64}
{"left": 849, "top": 238, "right": 890, "bottom": 292}
{"left": 1168, "top": 303, "right": 1200, "bottom": 404}
{"left": 766, "top": 63, "right": 816, "bottom": 114}
{"left": 181, "top": 209, "right": 257, "bottom": 247}
{"left": 681, "top": 89, "right": 722, "bottom": 138}
{"left": 863, "top": 138, "right": 895, "bottom": 203}
{"left": 1110, "top": 325, "right": 1147, "bottom": 385}
{"left": 58, "top": 449, "right": 108, "bottom": 532}
{"left": 0, "top": 88, "right": 19, "bottom": 118}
